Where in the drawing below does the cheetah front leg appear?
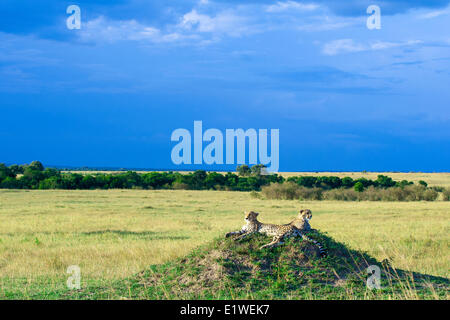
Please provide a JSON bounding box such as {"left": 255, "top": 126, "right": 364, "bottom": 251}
{"left": 235, "top": 231, "right": 255, "bottom": 242}
{"left": 260, "top": 235, "right": 284, "bottom": 249}
{"left": 225, "top": 230, "right": 245, "bottom": 238}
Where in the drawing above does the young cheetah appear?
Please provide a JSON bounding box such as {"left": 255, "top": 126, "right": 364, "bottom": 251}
{"left": 288, "top": 209, "right": 313, "bottom": 232}
{"left": 225, "top": 211, "right": 327, "bottom": 257}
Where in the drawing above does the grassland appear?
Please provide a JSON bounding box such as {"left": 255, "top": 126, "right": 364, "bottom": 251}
{"left": 0, "top": 179, "right": 449, "bottom": 299}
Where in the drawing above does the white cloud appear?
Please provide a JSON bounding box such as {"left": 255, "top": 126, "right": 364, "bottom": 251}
{"left": 322, "top": 39, "right": 423, "bottom": 55}
{"left": 266, "top": 1, "right": 319, "bottom": 13}
{"left": 418, "top": 8, "right": 450, "bottom": 19}
{"left": 322, "top": 39, "right": 365, "bottom": 55}
{"left": 79, "top": 16, "right": 195, "bottom": 44}
{"left": 178, "top": 9, "right": 251, "bottom": 37}
{"left": 297, "top": 21, "right": 354, "bottom": 31}
{"left": 370, "top": 40, "right": 422, "bottom": 50}
{"left": 78, "top": 8, "right": 253, "bottom": 45}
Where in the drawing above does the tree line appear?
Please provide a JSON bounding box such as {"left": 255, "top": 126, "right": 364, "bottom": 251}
{"left": 0, "top": 161, "right": 424, "bottom": 192}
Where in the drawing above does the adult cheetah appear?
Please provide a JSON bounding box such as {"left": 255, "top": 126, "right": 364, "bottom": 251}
{"left": 288, "top": 209, "right": 313, "bottom": 232}
{"left": 225, "top": 211, "right": 327, "bottom": 256}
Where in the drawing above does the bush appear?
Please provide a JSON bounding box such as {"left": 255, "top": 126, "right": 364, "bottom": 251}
{"left": 0, "top": 176, "right": 21, "bottom": 188}
{"left": 354, "top": 182, "right": 364, "bottom": 192}
{"left": 421, "top": 187, "right": 440, "bottom": 201}
{"left": 172, "top": 182, "right": 190, "bottom": 190}
{"left": 261, "top": 182, "right": 300, "bottom": 200}
{"left": 323, "top": 188, "right": 359, "bottom": 201}
{"left": 261, "top": 182, "right": 322, "bottom": 200}
{"left": 322, "top": 185, "right": 439, "bottom": 202}
{"left": 236, "top": 165, "right": 251, "bottom": 177}
{"left": 297, "top": 187, "right": 323, "bottom": 200}
{"left": 442, "top": 188, "right": 450, "bottom": 201}
{"left": 38, "top": 177, "right": 61, "bottom": 189}
{"left": 397, "top": 180, "right": 413, "bottom": 188}
{"left": 0, "top": 163, "right": 15, "bottom": 181}
{"left": 363, "top": 185, "right": 437, "bottom": 201}
{"left": 418, "top": 180, "right": 428, "bottom": 187}
{"left": 431, "top": 186, "right": 444, "bottom": 192}
{"left": 376, "top": 175, "right": 396, "bottom": 188}
{"left": 341, "top": 177, "right": 354, "bottom": 188}
{"left": 249, "top": 191, "right": 261, "bottom": 199}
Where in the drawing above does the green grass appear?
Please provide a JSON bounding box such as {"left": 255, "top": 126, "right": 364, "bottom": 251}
{"left": 4, "top": 233, "right": 448, "bottom": 300}
{"left": 0, "top": 188, "right": 449, "bottom": 299}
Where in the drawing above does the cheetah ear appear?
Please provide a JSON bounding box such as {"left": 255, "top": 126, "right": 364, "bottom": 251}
{"left": 254, "top": 212, "right": 259, "bottom": 216}
{"left": 300, "top": 209, "right": 305, "bottom": 213}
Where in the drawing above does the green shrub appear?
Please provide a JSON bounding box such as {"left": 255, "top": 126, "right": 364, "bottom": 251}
{"left": 418, "top": 180, "right": 428, "bottom": 187}
{"left": 354, "top": 182, "right": 364, "bottom": 192}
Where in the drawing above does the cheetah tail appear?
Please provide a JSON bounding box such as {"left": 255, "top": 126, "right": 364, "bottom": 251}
{"left": 301, "top": 234, "right": 327, "bottom": 258}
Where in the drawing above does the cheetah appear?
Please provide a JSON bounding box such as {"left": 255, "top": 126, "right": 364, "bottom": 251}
{"left": 225, "top": 211, "right": 327, "bottom": 256}
{"left": 288, "top": 209, "right": 313, "bottom": 232}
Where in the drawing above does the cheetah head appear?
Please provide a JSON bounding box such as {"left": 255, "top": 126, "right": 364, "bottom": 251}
{"left": 244, "top": 211, "right": 259, "bottom": 221}
{"left": 299, "top": 209, "right": 312, "bottom": 221}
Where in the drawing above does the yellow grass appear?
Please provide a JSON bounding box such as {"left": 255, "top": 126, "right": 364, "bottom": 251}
{"left": 0, "top": 189, "right": 448, "bottom": 286}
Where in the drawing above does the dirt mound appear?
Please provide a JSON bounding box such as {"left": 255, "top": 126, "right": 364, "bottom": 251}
{"left": 66, "top": 230, "right": 449, "bottom": 299}
{"left": 132, "top": 231, "right": 402, "bottom": 299}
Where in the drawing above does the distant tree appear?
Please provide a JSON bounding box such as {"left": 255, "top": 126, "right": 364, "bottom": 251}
{"left": 342, "top": 177, "right": 354, "bottom": 188}
{"left": 95, "top": 174, "right": 112, "bottom": 189}
{"left": 121, "top": 171, "right": 142, "bottom": 188}
{"left": 224, "top": 172, "right": 239, "bottom": 188}
{"left": 354, "top": 182, "right": 364, "bottom": 192}
{"left": 81, "top": 175, "right": 96, "bottom": 189}
{"left": 418, "top": 180, "right": 428, "bottom": 187}
{"left": 236, "top": 177, "right": 252, "bottom": 191}
{"left": 397, "top": 180, "right": 413, "bottom": 188}
{"left": 237, "top": 165, "right": 251, "bottom": 177}
{"left": 60, "top": 173, "right": 83, "bottom": 189}
{"left": 205, "top": 172, "right": 226, "bottom": 190}
{"left": 18, "top": 175, "right": 32, "bottom": 189}
{"left": 191, "top": 170, "right": 207, "bottom": 189}
{"left": 355, "top": 177, "right": 373, "bottom": 188}
{"left": 0, "top": 176, "right": 20, "bottom": 188}
{"left": 22, "top": 166, "right": 45, "bottom": 188}
{"left": 0, "top": 163, "right": 13, "bottom": 181}
{"left": 376, "top": 175, "right": 395, "bottom": 188}
{"left": 28, "top": 161, "right": 44, "bottom": 171}
{"left": 142, "top": 172, "right": 175, "bottom": 189}
{"left": 8, "top": 164, "right": 23, "bottom": 175}
{"left": 38, "top": 177, "right": 61, "bottom": 189}
{"left": 250, "top": 164, "right": 266, "bottom": 176}
{"left": 298, "top": 176, "right": 317, "bottom": 188}
{"left": 43, "top": 168, "right": 60, "bottom": 179}
{"left": 316, "top": 176, "right": 342, "bottom": 189}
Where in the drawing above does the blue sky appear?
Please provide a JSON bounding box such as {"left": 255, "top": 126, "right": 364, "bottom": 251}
{"left": 1, "top": 0, "right": 450, "bottom": 171}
